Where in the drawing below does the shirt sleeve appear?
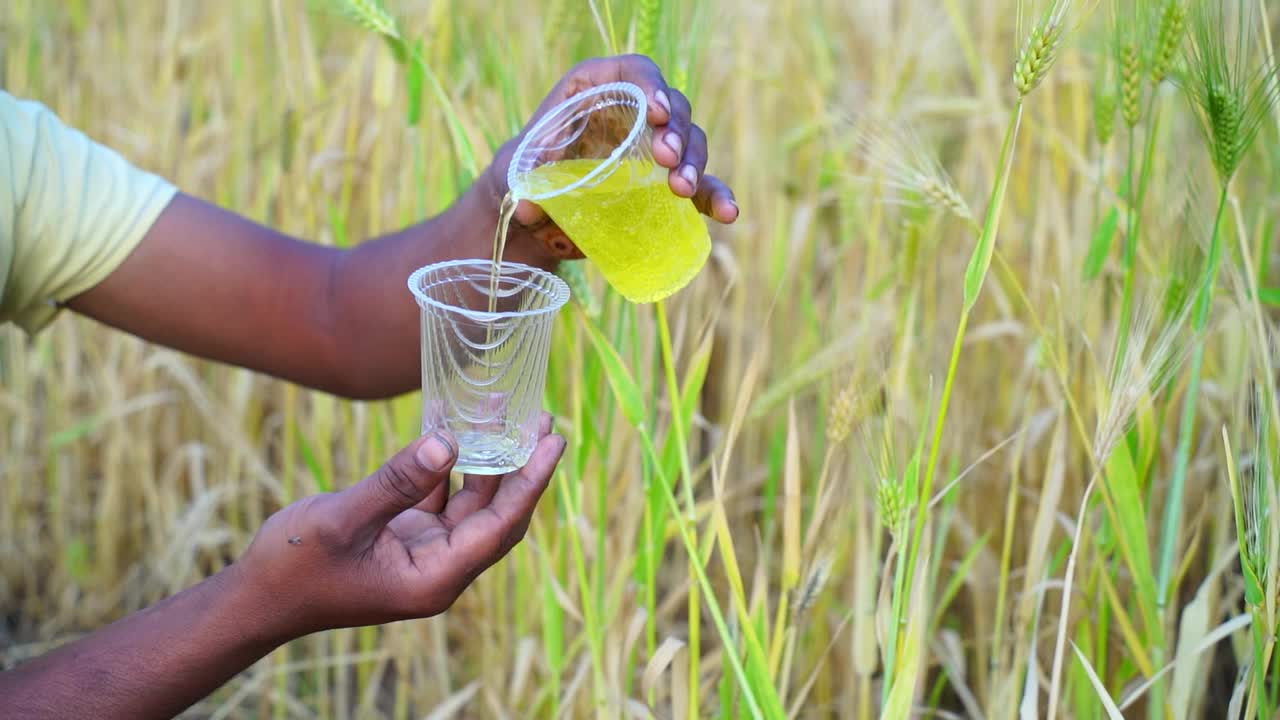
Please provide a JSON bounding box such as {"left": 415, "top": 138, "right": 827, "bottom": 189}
{"left": 0, "top": 89, "right": 178, "bottom": 335}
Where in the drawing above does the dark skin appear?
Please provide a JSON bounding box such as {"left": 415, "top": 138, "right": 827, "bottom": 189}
{"left": 0, "top": 55, "right": 737, "bottom": 718}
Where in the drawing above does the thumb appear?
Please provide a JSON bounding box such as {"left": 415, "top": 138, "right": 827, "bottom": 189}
{"left": 337, "top": 433, "right": 457, "bottom": 537}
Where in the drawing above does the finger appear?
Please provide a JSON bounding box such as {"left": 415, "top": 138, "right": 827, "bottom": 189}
{"left": 507, "top": 202, "right": 587, "bottom": 261}
{"left": 692, "top": 175, "right": 740, "bottom": 224}
{"left": 576, "top": 55, "right": 671, "bottom": 126}
{"left": 669, "top": 125, "right": 707, "bottom": 199}
{"left": 431, "top": 434, "right": 566, "bottom": 580}
{"left": 529, "top": 221, "right": 585, "bottom": 260}
{"left": 652, "top": 88, "right": 692, "bottom": 170}
{"left": 417, "top": 480, "right": 449, "bottom": 514}
{"left": 335, "top": 432, "right": 457, "bottom": 538}
{"left": 442, "top": 413, "right": 555, "bottom": 527}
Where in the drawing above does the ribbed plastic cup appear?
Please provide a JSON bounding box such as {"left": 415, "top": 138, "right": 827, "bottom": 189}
{"left": 408, "top": 260, "right": 569, "bottom": 475}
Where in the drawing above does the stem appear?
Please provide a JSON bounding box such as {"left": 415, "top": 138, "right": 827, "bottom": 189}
{"left": 1155, "top": 183, "right": 1231, "bottom": 608}
{"left": 638, "top": 428, "right": 768, "bottom": 720}
{"left": 655, "top": 301, "right": 700, "bottom": 720}
{"left": 1114, "top": 126, "right": 1139, "bottom": 375}
{"left": 990, "top": 424, "right": 1026, "bottom": 677}
{"left": 1115, "top": 91, "right": 1165, "bottom": 379}
{"left": 903, "top": 99, "right": 1024, "bottom": 606}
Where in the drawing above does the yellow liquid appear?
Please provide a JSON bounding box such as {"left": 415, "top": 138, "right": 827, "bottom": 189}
{"left": 488, "top": 194, "right": 518, "bottom": 315}
{"left": 514, "top": 158, "right": 711, "bottom": 303}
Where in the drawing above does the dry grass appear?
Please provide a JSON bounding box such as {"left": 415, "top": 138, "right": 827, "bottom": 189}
{"left": 3, "top": 0, "right": 1280, "bottom": 717}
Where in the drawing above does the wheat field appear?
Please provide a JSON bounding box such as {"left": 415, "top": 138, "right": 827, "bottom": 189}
{"left": 4, "top": 0, "right": 1280, "bottom": 717}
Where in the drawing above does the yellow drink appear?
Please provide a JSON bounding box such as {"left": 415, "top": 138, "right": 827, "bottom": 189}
{"left": 515, "top": 158, "right": 711, "bottom": 303}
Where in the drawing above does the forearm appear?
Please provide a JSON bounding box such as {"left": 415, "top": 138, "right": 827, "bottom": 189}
{"left": 0, "top": 564, "right": 287, "bottom": 720}
{"left": 70, "top": 162, "right": 554, "bottom": 401}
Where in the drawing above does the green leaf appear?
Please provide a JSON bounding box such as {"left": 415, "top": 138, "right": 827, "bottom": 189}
{"left": 64, "top": 537, "right": 92, "bottom": 583}
{"left": 295, "top": 424, "right": 332, "bottom": 493}
{"left": 1223, "top": 429, "right": 1264, "bottom": 606}
{"left": 1072, "top": 643, "right": 1126, "bottom": 719}
{"left": 1083, "top": 207, "right": 1120, "bottom": 280}
{"left": 48, "top": 414, "right": 104, "bottom": 449}
{"left": 660, "top": 330, "right": 712, "bottom": 483}
{"left": 405, "top": 38, "right": 425, "bottom": 125}
{"left": 882, "top": 572, "right": 926, "bottom": 719}
{"left": 931, "top": 532, "right": 989, "bottom": 635}
{"left": 328, "top": 201, "right": 350, "bottom": 248}
{"left": 1257, "top": 286, "right": 1280, "bottom": 307}
{"left": 1103, "top": 443, "right": 1160, "bottom": 639}
{"left": 964, "top": 103, "right": 1023, "bottom": 311}
{"left": 583, "top": 318, "right": 646, "bottom": 429}
{"left": 381, "top": 33, "right": 409, "bottom": 65}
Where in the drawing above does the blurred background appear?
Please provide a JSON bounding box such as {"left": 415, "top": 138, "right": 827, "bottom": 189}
{"left": 4, "top": 0, "right": 1280, "bottom": 717}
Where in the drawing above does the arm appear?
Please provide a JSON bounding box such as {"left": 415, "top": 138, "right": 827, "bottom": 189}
{"left": 0, "top": 563, "right": 285, "bottom": 720}
{"left": 67, "top": 56, "right": 737, "bottom": 400}
{"left": 0, "top": 425, "right": 566, "bottom": 719}
{"left": 66, "top": 181, "right": 530, "bottom": 400}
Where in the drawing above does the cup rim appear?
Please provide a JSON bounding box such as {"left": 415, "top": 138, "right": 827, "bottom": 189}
{"left": 407, "top": 259, "right": 571, "bottom": 320}
{"left": 507, "top": 81, "right": 648, "bottom": 202}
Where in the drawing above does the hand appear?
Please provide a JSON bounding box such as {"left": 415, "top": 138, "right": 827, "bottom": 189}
{"left": 484, "top": 55, "right": 740, "bottom": 261}
{"left": 237, "top": 414, "right": 565, "bottom": 636}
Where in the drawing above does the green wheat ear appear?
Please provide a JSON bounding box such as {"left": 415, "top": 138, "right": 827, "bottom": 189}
{"left": 1181, "top": 0, "right": 1280, "bottom": 183}
{"left": 1149, "top": 0, "right": 1186, "bottom": 83}
{"left": 634, "top": 0, "right": 661, "bottom": 58}
{"left": 1013, "top": 0, "right": 1070, "bottom": 97}
{"left": 334, "top": 0, "right": 400, "bottom": 38}
{"left": 1120, "top": 40, "right": 1143, "bottom": 127}
{"left": 1093, "top": 55, "right": 1117, "bottom": 144}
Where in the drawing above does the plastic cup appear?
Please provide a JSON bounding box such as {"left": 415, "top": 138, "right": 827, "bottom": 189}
{"left": 408, "top": 259, "right": 570, "bottom": 475}
{"left": 508, "top": 82, "right": 710, "bottom": 303}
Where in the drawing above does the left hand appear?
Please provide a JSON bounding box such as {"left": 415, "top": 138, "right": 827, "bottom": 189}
{"left": 484, "top": 54, "right": 739, "bottom": 261}
{"left": 237, "top": 414, "right": 565, "bottom": 635}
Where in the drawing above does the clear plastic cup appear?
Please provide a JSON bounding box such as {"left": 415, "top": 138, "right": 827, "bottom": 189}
{"left": 508, "top": 82, "right": 710, "bottom": 303}
{"left": 408, "top": 259, "right": 570, "bottom": 475}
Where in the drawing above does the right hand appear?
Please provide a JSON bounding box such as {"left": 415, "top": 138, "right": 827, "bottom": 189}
{"left": 483, "top": 54, "right": 739, "bottom": 262}
{"left": 237, "top": 413, "right": 565, "bottom": 635}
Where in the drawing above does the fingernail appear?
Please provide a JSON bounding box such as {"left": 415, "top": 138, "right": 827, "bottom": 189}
{"left": 664, "top": 131, "right": 683, "bottom": 158}
{"left": 655, "top": 90, "right": 672, "bottom": 116}
{"left": 417, "top": 433, "right": 455, "bottom": 472}
{"left": 679, "top": 164, "right": 698, "bottom": 188}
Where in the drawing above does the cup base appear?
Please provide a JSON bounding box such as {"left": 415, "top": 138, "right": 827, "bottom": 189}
{"left": 444, "top": 429, "right": 532, "bottom": 476}
{"left": 453, "top": 461, "right": 520, "bottom": 476}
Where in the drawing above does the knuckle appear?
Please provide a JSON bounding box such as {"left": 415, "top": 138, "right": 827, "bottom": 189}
{"left": 375, "top": 461, "right": 424, "bottom": 506}
{"left": 621, "top": 53, "right": 659, "bottom": 70}
{"left": 574, "top": 56, "right": 606, "bottom": 74}
{"left": 309, "top": 506, "right": 348, "bottom": 545}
